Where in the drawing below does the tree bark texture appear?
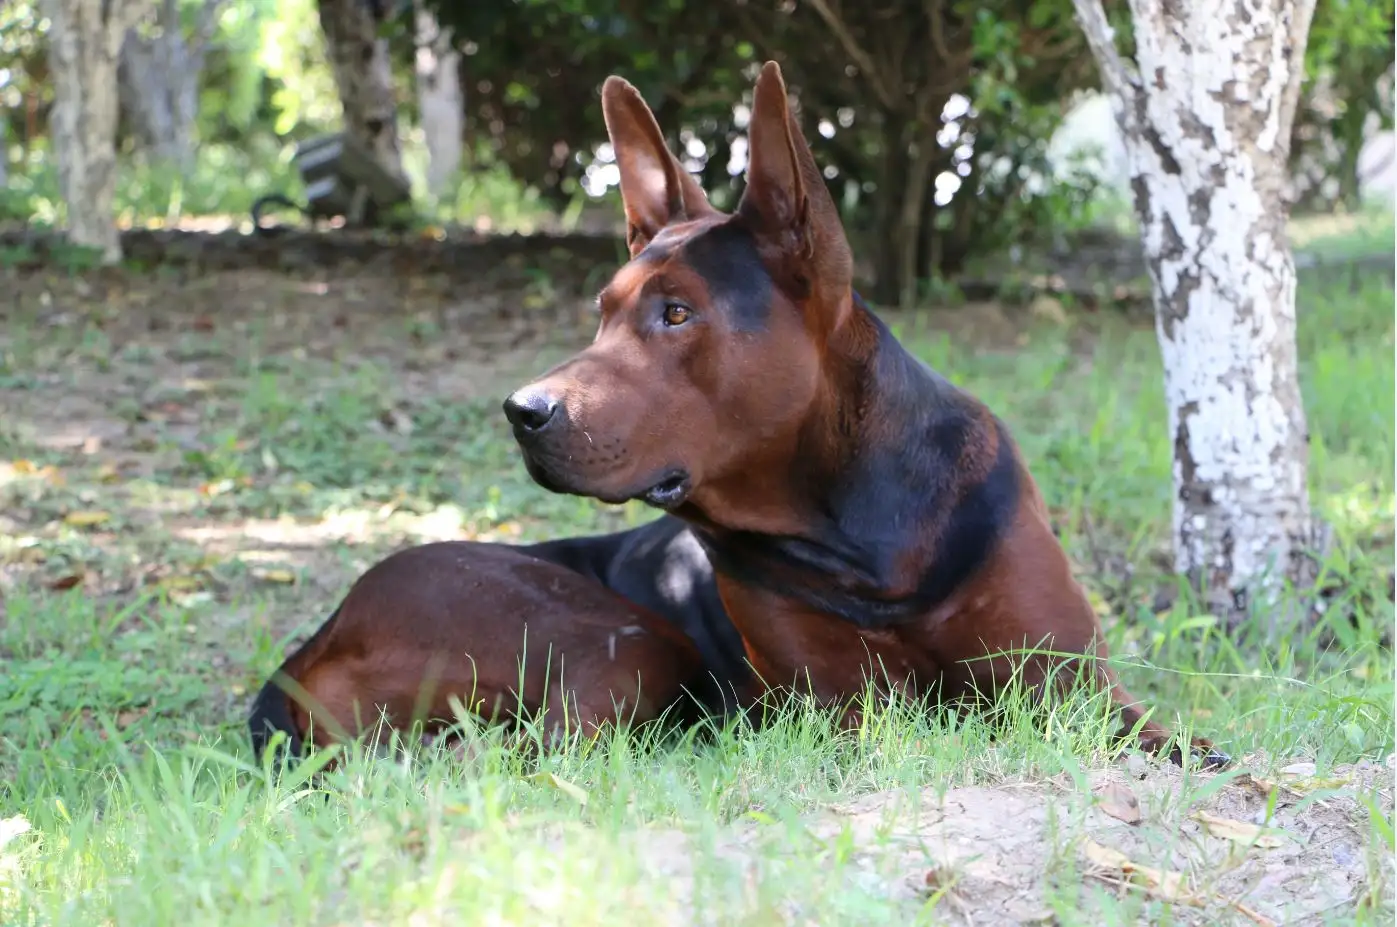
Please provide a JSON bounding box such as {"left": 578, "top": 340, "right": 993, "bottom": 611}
{"left": 44, "top": 0, "right": 142, "bottom": 264}
{"left": 1072, "top": 0, "right": 1320, "bottom": 630}
{"left": 414, "top": 0, "right": 463, "bottom": 196}
{"left": 317, "top": 0, "right": 407, "bottom": 185}
{"left": 118, "top": 0, "right": 225, "bottom": 173}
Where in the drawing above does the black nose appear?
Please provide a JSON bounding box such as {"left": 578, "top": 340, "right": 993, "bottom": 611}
{"left": 503, "top": 388, "right": 559, "bottom": 432}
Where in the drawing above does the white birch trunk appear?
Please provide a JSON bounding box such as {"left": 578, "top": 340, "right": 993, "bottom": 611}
{"left": 317, "top": 0, "right": 407, "bottom": 186}
{"left": 118, "top": 0, "right": 225, "bottom": 174}
{"left": 1072, "top": 0, "right": 1320, "bottom": 631}
{"left": 44, "top": 0, "right": 143, "bottom": 264}
{"left": 414, "top": 0, "right": 463, "bottom": 196}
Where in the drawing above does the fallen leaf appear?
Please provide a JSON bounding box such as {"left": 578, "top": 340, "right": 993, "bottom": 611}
{"left": 1080, "top": 837, "right": 1194, "bottom": 904}
{"left": 1235, "top": 774, "right": 1285, "bottom": 798}
{"left": 158, "top": 575, "right": 203, "bottom": 592}
{"left": 1191, "top": 810, "right": 1285, "bottom": 848}
{"left": 116, "top": 708, "right": 148, "bottom": 729}
{"left": 1095, "top": 781, "right": 1143, "bottom": 824}
{"left": 378, "top": 408, "right": 414, "bottom": 435}
{"left": 1081, "top": 837, "right": 1131, "bottom": 870}
{"left": 48, "top": 573, "right": 84, "bottom": 591}
{"left": 1281, "top": 775, "right": 1351, "bottom": 794}
{"left": 527, "top": 771, "right": 589, "bottom": 805}
{"left": 63, "top": 509, "right": 110, "bottom": 528}
{"left": 923, "top": 865, "right": 960, "bottom": 893}
{"left": 1280, "top": 761, "right": 1317, "bottom": 778}
{"left": 253, "top": 568, "right": 297, "bottom": 585}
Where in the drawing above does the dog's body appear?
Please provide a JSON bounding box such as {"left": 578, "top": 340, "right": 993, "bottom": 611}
{"left": 247, "top": 516, "right": 739, "bottom": 762}
{"left": 504, "top": 63, "right": 1224, "bottom": 764}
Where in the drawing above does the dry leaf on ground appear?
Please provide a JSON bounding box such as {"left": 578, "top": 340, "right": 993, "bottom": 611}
{"left": 1080, "top": 837, "right": 1196, "bottom": 904}
{"left": 63, "top": 509, "right": 110, "bottom": 527}
{"left": 1192, "top": 810, "right": 1285, "bottom": 849}
{"left": 1095, "top": 781, "right": 1142, "bottom": 824}
{"left": 528, "top": 771, "right": 589, "bottom": 806}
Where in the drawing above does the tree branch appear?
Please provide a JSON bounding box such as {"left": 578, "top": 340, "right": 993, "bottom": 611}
{"left": 805, "top": 0, "right": 897, "bottom": 109}
{"left": 924, "top": 0, "right": 952, "bottom": 63}
{"left": 1070, "top": 0, "right": 1132, "bottom": 99}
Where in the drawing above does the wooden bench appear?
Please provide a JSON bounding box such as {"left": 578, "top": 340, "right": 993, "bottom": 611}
{"left": 251, "top": 132, "right": 412, "bottom": 234}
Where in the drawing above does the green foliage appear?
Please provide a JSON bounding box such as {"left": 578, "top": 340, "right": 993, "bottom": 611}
{"left": 253, "top": 0, "right": 341, "bottom": 138}
{"left": 421, "top": 0, "right": 1101, "bottom": 302}
{"left": 3, "top": 0, "right": 1393, "bottom": 293}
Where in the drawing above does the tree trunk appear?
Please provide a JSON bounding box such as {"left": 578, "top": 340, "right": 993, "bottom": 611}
{"left": 118, "top": 0, "right": 224, "bottom": 174}
{"left": 413, "top": 0, "right": 463, "bottom": 196}
{"left": 317, "top": 0, "right": 407, "bottom": 185}
{"left": 1072, "top": 0, "right": 1320, "bottom": 632}
{"left": 870, "top": 134, "right": 909, "bottom": 305}
{"left": 895, "top": 127, "right": 937, "bottom": 309}
{"left": 0, "top": 115, "right": 8, "bottom": 190}
{"left": 44, "top": 0, "right": 141, "bottom": 264}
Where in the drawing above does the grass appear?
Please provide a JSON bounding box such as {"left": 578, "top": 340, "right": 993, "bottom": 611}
{"left": 0, "top": 211, "right": 1392, "bottom": 923}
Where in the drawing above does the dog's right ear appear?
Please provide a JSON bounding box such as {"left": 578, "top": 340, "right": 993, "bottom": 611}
{"left": 601, "top": 76, "right": 715, "bottom": 257}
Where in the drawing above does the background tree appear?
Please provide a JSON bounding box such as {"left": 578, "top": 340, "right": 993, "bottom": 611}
{"left": 413, "top": 0, "right": 462, "bottom": 196}
{"left": 316, "top": 0, "right": 406, "bottom": 183}
{"left": 117, "top": 0, "right": 227, "bottom": 173}
{"left": 426, "top": 0, "right": 1104, "bottom": 306}
{"left": 43, "top": 0, "right": 147, "bottom": 263}
{"left": 1071, "top": 0, "right": 1322, "bottom": 631}
{"left": 1289, "top": 0, "right": 1394, "bottom": 211}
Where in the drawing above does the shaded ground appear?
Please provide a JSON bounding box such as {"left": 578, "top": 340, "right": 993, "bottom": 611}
{"left": 0, "top": 224, "right": 1392, "bottom": 925}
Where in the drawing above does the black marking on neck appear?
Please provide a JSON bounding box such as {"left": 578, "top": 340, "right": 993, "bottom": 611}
{"left": 694, "top": 304, "right": 1022, "bottom": 628}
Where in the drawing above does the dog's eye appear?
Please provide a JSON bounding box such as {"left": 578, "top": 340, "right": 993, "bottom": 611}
{"left": 662, "top": 302, "right": 692, "bottom": 327}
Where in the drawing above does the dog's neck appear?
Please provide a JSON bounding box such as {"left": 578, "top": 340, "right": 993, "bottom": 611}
{"left": 682, "top": 291, "right": 1023, "bottom": 629}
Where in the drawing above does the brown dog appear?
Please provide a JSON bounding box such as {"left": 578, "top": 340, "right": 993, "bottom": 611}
{"left": 503, "top": 62, "right": 1226, "bottom": 765}
{"left": 247, "top": 538, "right": 709, "bottom": 764}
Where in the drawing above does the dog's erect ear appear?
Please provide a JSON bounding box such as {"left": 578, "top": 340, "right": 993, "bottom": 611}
{"left": 737, "top": 62, "right": 852, "bottom": 305}
{"left": 601, "top": 76, "right": 715, "bottom": 257}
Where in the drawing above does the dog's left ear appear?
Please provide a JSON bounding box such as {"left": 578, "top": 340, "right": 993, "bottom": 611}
{"left": 602, "top": 76, "right": 716, "bottom": 257}
{"left": 737, "top": 62, "right": 852, "bottom": 305}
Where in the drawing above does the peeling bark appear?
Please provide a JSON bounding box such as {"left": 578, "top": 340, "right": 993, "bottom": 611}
{"left": 118, "top": 0, "right": 226, "bottom": 173}
{"left": 413, "top": 0, "right": 463, "bottom": 196}
{"left": 44, "top": 0, "right": 142, "bottom": 264}
{"left": 1072, "top": 0, "right": 1320, "bottom": 631}
{"left": 317, "top": 0, "right": 407, "bottom": 185}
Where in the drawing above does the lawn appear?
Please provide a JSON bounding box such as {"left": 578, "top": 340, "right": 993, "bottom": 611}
{"left": 0, "top": 211, "right": 1392, "bottom": 925}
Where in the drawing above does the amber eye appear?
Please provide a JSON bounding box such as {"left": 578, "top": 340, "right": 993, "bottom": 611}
{"left": 662, "top": 302, "right": 692, "bottom": 327}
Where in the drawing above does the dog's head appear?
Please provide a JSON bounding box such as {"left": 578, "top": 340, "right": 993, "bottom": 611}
{"left": 504, "top": 62, "right": 854, "bottom": 512}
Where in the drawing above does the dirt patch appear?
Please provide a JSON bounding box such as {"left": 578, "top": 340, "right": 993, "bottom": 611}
{"left": 611, "top": 757, "right": 1394, "bottom": 926}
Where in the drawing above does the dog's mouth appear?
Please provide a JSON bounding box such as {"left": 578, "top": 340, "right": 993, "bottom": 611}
{"left": 638, "top": 470, "right": 692, "bottom": 509}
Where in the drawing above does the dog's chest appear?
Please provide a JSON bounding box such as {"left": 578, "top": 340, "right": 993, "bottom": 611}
{"left": 717, "top": 576, "right": 947, "bottom": 697}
